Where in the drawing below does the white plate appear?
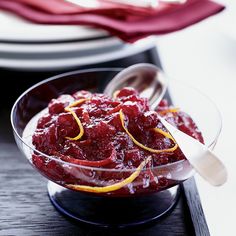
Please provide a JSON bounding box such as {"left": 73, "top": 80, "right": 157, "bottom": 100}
{"left": 0, "top": 11, "right": 108, "bottom": 42}
{"left": 0, "top": 37, "right": 123, "bottom": 54}
{"left": 0, "top": 37, "right": 157, "bottom": 71}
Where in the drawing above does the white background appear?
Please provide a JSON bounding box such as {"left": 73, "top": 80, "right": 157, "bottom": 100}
{"left": 157, "top": 1, "right": 236, "bottom": 235}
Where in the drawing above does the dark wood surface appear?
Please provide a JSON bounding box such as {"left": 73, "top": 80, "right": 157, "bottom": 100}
{"left": 0, "top": 104, "right": 207, "bottom": 236}
{"left": 183, "top": 179, "right": 210, "bottom": 236}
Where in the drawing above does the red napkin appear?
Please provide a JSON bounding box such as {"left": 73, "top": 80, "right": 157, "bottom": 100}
{"left": 0, "top": 0, "right": 224, "bottom": 42}
{"left": 3, "top": 0, "right": 174, "bottom": 17}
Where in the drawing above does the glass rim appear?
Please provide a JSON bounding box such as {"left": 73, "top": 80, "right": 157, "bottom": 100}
{"left": 11, "top": 67, "right": 222, "bottom": 173}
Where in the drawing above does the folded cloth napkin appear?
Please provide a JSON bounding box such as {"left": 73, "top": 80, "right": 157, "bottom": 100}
{"left": 2, "top": 0, "right": 175, "bottom": 17}
{"left": 0, "top": 0, "right": 224, "bottom": 42}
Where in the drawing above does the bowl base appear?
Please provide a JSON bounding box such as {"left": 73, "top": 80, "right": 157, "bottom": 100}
{"left": 47, "top": 181, "right": 180, "bottom": 228}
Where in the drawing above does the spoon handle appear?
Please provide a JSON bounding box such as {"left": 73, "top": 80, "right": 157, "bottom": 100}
{"left": 159, "top": 117, "right": 227, "bottom": 186}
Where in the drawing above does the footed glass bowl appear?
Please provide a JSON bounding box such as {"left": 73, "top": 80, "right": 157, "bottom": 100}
{"left": 11, "top": 68, "right": 222, "bottom": 228}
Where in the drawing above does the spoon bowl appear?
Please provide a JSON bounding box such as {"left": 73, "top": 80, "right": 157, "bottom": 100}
{"left": 104, "top": 63, "right": 167, "bottom": 109}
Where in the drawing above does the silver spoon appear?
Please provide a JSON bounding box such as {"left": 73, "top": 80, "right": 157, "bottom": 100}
{"left": 104, "top": 63, "right": 227, "bottom": 186}
{"left": 104, "top": 63, "right": 168, "bottom": 109}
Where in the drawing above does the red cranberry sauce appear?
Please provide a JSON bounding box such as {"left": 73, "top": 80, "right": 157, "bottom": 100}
{"left": 32, "top": 87, "right": 203, "bottom": 195}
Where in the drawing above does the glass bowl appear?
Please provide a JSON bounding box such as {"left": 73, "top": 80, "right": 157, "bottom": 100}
{"left": 11, "top": 68, "right": 222, "bottom": 228}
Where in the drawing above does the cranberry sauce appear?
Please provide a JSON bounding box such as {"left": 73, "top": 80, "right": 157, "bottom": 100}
{"left": 30, "top": 87, "right": 203, "bottom": 196}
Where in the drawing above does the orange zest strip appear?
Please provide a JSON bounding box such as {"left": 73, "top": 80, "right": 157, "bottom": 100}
{"left": 65, "top": 110, "right": 84, "bottom": 140}
{"left": 119, "top": 109, "right": 178, "bottom": 153}
{"left": 65, "top": 98, "right": 89, "bottom": 111}
{"left": 64, "top": 99, "right": 89, "bottom": 141}
{"left": 113, "top": 90, "right": 120, "bottom": 99}
{"left": 153, "top": 128, "right": 174, "bottom": 141}
{"left": 153, "top": 128, "right": 178, "bottom": 151}
{"left": 52, "top": 148, "right": 116, "bottom": 167}
{"left": 158, "top": 108, "right": 179, "bottom": 115}
{"left": 67, "top": 156, "right": 152, "bottom": 193}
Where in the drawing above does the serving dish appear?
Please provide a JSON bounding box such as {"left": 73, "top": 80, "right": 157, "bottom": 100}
{"left": 11, "top": 68, "right": 221, "bottom": 227}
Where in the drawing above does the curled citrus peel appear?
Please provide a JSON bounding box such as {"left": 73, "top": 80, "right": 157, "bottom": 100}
{"left": 53, "top": 148, "right": 116, "bottom": 167}
{"left": 66, "top": 99, "right": 89, "bottom": 109}
{"left": 153, "top": 128, "right": 175, "bottom": 141}
{"left": 119, "top": 109, "right": 178, "bottom": 153}
{"left": 153, "top": 128, "right": 178, "bottom": 151}
{"left": 67, "top": 156, "right": 152, "bottom": 193}
{"left": 112, "top": 90, "right": 120, "bottom": 99}
{"left": 158, "top": 107, "right": 179, "bottom": 115}
{"left": 64, "top": 98, "right": 89, "bottom": 141}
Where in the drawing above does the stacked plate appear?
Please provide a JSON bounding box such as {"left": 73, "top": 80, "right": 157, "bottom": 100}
{"left": 0, "top": 11, "right": 156, "bottom": 71}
